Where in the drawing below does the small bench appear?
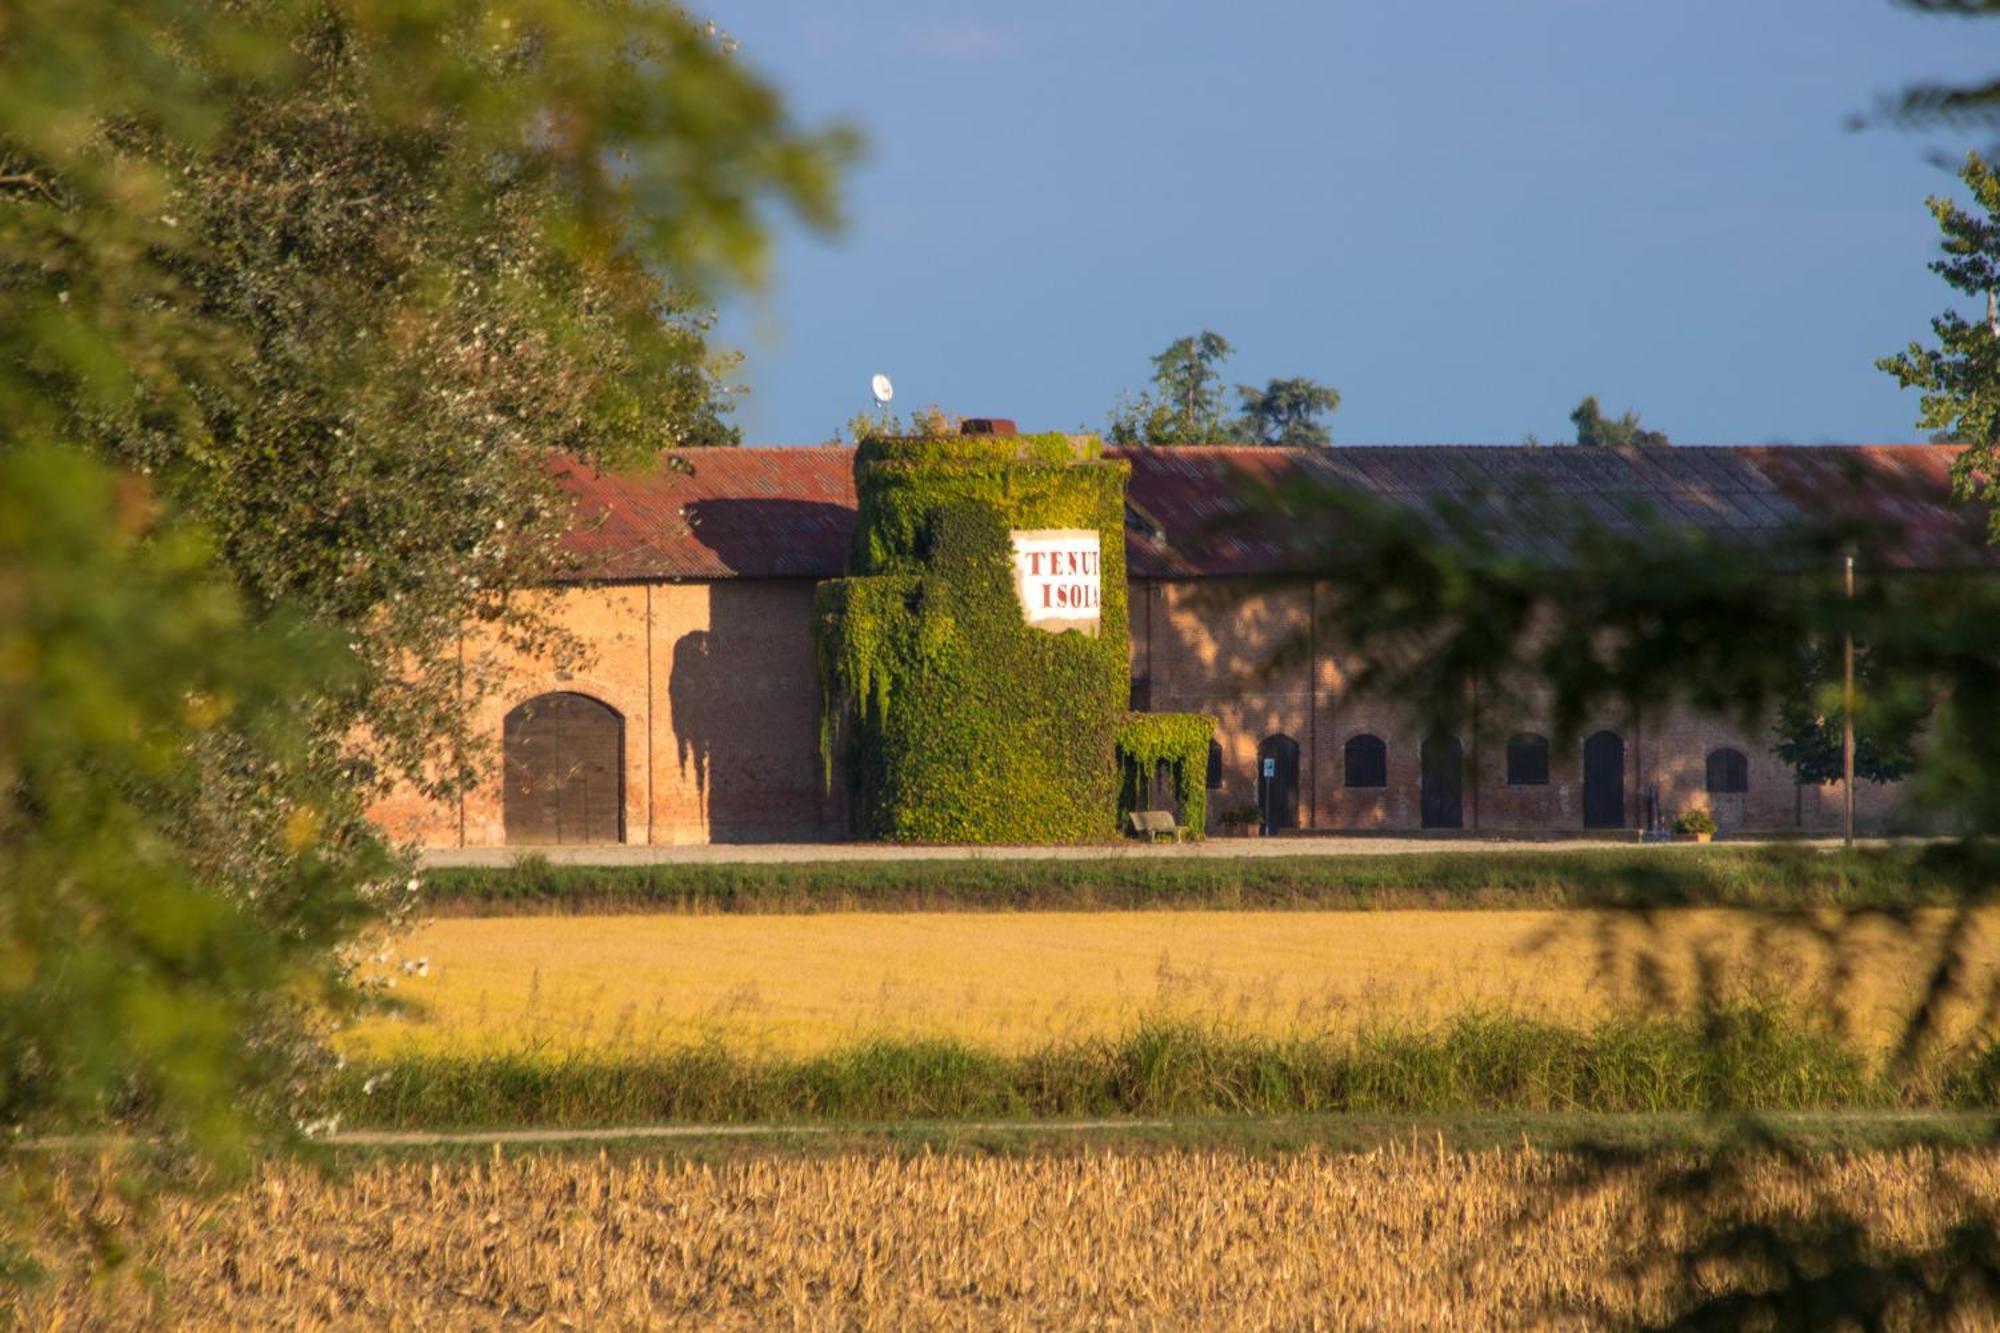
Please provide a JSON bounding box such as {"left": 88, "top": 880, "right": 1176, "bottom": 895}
{"left": 1127, "top": 809, "right": 1183, "bottom": 843}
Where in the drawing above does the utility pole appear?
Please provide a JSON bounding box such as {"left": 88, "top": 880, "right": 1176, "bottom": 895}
{"left": 1843, "top": 551, "right": 1855, "bottom": 848}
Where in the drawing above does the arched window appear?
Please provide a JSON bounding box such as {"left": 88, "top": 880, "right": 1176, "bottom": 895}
{"left": 1506, "top": 733, "right": 1550, "bottom": 786}
{"left": 503, "top": 692, "right": 625, "bottom": 845}
{"left": 1205, "top": 739, "right": 1223, "bottom": 790}
{"left": 1706, "top": 747, "right": 1749, "bottom": 794}
{"left": 1344, "top": 733, "right": 1387, "bottom": 788}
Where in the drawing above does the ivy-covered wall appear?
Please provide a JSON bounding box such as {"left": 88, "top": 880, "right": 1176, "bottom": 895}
{"left": 817, "top": 434, "right": 1132, "bottom": 842}
{"left": 1114, "top": 710, "right": 1216, "bottom": 836}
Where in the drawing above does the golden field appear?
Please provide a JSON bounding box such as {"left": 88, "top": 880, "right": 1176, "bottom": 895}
{"left": 15, "top": 1145, "right": 2000, "bottom": 1330}
{"left": 342, "top": 908, "right": 2000, "bottom": 1059}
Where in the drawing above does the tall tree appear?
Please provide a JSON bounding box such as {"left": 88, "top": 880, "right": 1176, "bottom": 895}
{"left": 3, "top": 4, "right": 853, "bottom": 806}
{"left": 1106, "top": 331, "right": 1237, "bottom": 445}
{"left": 1108, "top": 333, "right": 1339, "bottom": 446}
{"left": 1879, "top": 152, "right": 2000, "bottom": 536}
{"left": 0, "top": 0, "right": 853, "bottom": 1257}
{"left": 1570, "top": 394, "right": 1669, "bottom": 447}
{"left": 1236, "top": 377, "right": 1342, "bottom": 447}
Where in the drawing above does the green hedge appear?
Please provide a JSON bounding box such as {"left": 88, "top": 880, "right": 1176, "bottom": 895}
{"left": 817, "top": 434, "right": 1130, "bottom": 842}
{"left": 419, "top": 845, "right": 1952, "bottom": 916}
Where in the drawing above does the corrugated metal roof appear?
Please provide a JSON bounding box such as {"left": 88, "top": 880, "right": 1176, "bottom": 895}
{"left": 1115, "top": 444, "right": 1997, "bottom": 578}
{"left": 545, "top": 443, "right": 1993, "bottom": 582}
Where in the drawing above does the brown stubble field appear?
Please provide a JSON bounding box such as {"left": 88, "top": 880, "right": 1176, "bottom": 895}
{"left": 14, "top": 1143, "right": 2000, "bottom": 1330}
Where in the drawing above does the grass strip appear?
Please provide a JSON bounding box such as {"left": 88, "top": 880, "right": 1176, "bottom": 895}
{"left": 319, "top": 1111, "right": 2000, "bottom": 1164}
{"left": 330, "top": 1004, "right": 1938, "bottom": 1130}
{"left": 419, "top": 844, "right": 1963, "bottom": 916}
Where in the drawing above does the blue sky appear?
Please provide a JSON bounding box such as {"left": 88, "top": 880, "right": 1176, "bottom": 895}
{"left": 709, "top": 1, "right": 1994, "bottom": 445}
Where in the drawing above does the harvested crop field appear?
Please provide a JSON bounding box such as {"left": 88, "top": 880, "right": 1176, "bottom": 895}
{"left": 344, "top": 908, "right": 2000, "bottom": 1059}
{"left": 17, "top": 1145, "right": 2000, "bottom": 1330}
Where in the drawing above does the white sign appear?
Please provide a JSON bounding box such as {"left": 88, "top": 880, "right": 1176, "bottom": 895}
{"left": 1262, "top": 758, "right": 1276, "bottom": 778}
{"left": 1010, "top": 529, "right": 1101, "bottom": 635}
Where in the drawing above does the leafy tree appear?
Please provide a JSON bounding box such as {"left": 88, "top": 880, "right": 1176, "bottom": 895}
{"left": 1879, "top": 152, "right": 2000, "bottom": 537}
{"left": 1108, "top": 332, "right": 1340, "bottom": 446}
{"left": 0, "top": 447, "right": 395, "bottom": 1277}
{"left": 1771, "top": 642, "right": 1931, "bottom": 785}
{"left": 1, "top": 5, "right": 852, "bottom": 809}
{"left": 1570, "top": 394, "right": 1669, "bottom": 447}
{"left": 0, "top": 0, "right": 852, "bottom": 1265}
{"left": 1236, "top": 377, "right": 1342, "bottom": 447}
{"left": 1107, "top": 331, "right": 1238, "bottom": 444}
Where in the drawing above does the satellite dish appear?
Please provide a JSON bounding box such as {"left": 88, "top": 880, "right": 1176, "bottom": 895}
{"left": 871, "top": 373, "right": 895, "bottom": 406}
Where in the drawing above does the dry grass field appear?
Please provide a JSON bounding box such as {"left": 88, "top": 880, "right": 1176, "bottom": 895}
{"left": 15, "top": 1145, "right": 2000, "bottom": 1330}
{"left": 341, "top": 908, "right": 2000, "bottom": 1060}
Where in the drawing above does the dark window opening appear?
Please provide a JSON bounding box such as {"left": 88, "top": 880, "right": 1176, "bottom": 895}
{"left": 1128, "top": 674, "right": 1152, "bottom": 711}
{"left": 1706, "top": 747, "right": 1749, "bottom": 794}
{"left": 1258, "top": 734, "right": 1301, "bottom": 831}
{"left": 1583, "top": 730, "right": 1626, "bottom": 829}
{"left": 1344, "top": 733, "right": 1387, "bottom": 788}
{"left": 1506, "top": 733, "right": 1550, "bottom": 786}
{"left": 1420, "top": 732, "right": 1465, "bottom": 829}
{"left": 1205, "top": 739, "right": 1223, "bottom": 790}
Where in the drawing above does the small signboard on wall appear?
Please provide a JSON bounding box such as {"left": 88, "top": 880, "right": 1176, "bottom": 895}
{"left": 1010, "top": 529, "right": 1101, "bottom": 636}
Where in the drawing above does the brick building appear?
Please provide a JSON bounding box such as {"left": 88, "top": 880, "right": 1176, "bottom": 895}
{"left": 369, "top": 442, "right": 1991, "bottom": 847}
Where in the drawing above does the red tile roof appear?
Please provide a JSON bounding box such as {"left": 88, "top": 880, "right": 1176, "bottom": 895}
{"left": 552, "top": 448, "right": 856, "bottom": 581}
{"left": 547, "top": 444, "right": 1993, "bottom": 582}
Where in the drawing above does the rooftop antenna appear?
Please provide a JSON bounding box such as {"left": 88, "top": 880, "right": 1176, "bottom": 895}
{"left": 869, "top": 373, "right": 894, "bottom": 435}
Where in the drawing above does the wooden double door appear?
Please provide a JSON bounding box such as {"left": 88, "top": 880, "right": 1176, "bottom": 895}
{"left": 503, "top": 692, "right": 625, "bottom": 845}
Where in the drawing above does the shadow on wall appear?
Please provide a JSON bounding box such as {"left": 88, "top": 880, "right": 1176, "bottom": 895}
{"left": 667, "top": 501, "right": 851, "bottom": 842}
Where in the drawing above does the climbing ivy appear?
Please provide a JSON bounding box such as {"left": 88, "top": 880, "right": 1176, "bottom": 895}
{"left": 1114, "top": 711, "right": 1217, "bottom": 838}
{"left": 817, "top": 434, "right": 1129, "bottom": 842}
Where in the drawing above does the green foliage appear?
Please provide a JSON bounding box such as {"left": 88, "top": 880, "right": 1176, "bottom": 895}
{"left": 1107, "top": 331, "right": 1238, "bottom": 445}
{"left": 1880, "top": 152, "right": 2000, "bottom": 540}
{"left": 0, "top": 448, "right": 394, "bottom": 1207}
{"left": 334, "top": 1003, "right": 1881, "bottom": 1129}
{"left": 0, "top": 0, "right": 856, "bottom": 806}
{"left": 1114, "top": 711, "right": 1216, "bottom": 836}
{"left": 835, "top": 404, "right": 964, "bottom": 444}
{"left": 420, "top": 845, "right": 1954, "bottom": 916}
{"left": 1107, "top": 331, "right": 1340, "bottom": 447}
{"left": 1570, "top": 394, "right": 1669, "bottom": 447}
{"left": 1772, "top": 641, "right": 1931, "bottom": 786}
{"left": 0, "top": 0, "right": 852, "bottom": 1276}
{"left": 817, "top": 433, "right": 1129, "bottom": 842}
{"left": 1236, "top": 377, "right": 1342, "bottom": 446}
{"left": 1673, "top": 808, "right": 1718, "bottom": 837}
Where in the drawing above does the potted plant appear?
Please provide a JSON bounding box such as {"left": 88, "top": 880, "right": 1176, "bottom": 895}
{"left": 1220, "top": 803, "right": 1262, "bottom": 837}
{"left": 1674, "top": 808, "right": 1718, "bottom": 844}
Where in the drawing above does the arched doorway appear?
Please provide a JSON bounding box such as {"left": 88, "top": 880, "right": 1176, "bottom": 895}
{"left": 1257, "top": 734, "right": 1300, "bottom": 833}
{"left": 1420, "top": 733, "right": 1464, "bottom": 829}
{"left": 503, "top": 692, "right": 625, "bottom": 845}
{"left": 1582, "top": 730, "right": 1625, "bottom": 830}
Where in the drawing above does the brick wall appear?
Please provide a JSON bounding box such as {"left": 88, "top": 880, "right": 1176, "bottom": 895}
{"left": 372, "top": 570, "right": 1918, "bottom": 848}
{"left": 1133, "top": 576, "right": 1916, "bottom": 837}
{"left": 365, "top": 579, "right": 839, "bottom": 848}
